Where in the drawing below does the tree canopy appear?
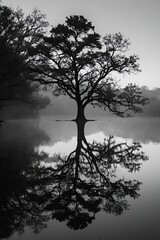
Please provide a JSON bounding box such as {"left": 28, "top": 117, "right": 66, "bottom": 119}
{"left": 30, "top": 15, "right": 149, "bottom": 120}
{"left": 0, "top": 3, "right": 50, "bottom": 119}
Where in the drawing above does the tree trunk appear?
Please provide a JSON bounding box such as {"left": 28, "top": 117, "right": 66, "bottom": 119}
{"left": 73, "top": 120, "right": 86, "bottom": 186}
{"left": 75, "top": 103, "right": 86, "bottom": 121}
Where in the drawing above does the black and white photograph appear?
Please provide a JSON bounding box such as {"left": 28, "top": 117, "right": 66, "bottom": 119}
{"left": 0, "top": 1, "right": 160, "bottom": 239}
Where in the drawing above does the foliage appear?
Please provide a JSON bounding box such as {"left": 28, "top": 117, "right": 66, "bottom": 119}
{"left": 30, "top": 15, "right": 149, "bottom": 119}
{"left": 0, "top": 3, "right": 49, "bottom": 118}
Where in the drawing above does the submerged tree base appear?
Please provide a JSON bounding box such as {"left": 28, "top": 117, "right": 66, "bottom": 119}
{"left": 72, "top": 118, "right": 95, "bottom": 122}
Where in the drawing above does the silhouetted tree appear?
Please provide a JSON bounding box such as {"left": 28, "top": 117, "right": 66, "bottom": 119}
{"left": 0, "top": 119, "right": 148, "bottom": 236}
{"left": 0, "top": 3, "right": 49, "bottom": 120}
{"left": 30, "top": 15, "right": 149, "bottom": 120}
{"left": 43, "top": 121, "right": 148, "bottom": 229}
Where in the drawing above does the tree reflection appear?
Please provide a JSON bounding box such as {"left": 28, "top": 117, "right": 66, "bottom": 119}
{"left": 0, "top": 120, "right": 148, "bottom": 238}
{"left": 0, "top": 121, "right": 50, "bottom": 238}
{"left": 43, "top": 121, "right": 147, "bottom": 229}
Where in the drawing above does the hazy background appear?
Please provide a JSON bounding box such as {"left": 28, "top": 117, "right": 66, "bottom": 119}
{"left": 1, "top": 0, "right": 160, "bottom": 120}
{"left": 2, "top": 0, "right": 160, "bottom": 89}
{"left": 39, "top": 87, "right": 160, "bottom": 119}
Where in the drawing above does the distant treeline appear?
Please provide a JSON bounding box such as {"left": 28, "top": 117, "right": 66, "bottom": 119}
{"left": 40, "top": 87, "right": 160, "bottom": 118}
{"left": 139, "top": 87, "right": 160, "bottom": 117}
{"left": 4, "top": 86, "right": 160, "bottom": 120}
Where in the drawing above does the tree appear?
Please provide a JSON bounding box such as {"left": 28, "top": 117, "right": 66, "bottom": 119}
{"left": 0, "top": 3, "right": 49, "bottom": 120}
{"left": 30, "top": 15, "right": 149, "bottom": 120}
{"left": 0, "top": 119, "right": 148, "bottom": 235}
{"left": 42, "top": 120, "right": 147, "bottom": 229}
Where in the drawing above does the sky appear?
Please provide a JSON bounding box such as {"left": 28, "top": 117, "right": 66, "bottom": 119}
{"left": 2, "top": 0, "right": 160, "bottom": 89}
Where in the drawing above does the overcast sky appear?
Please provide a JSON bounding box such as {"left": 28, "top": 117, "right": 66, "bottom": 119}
{"left": 2, "top": 0, "right": 160, "bottom": 89}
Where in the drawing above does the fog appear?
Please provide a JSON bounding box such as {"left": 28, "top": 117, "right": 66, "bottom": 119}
{"left": 40, "top": 87, "right": 160, "bottom": 119}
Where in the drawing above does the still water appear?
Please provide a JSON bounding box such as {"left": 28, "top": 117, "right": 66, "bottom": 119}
{"left": 0, "top": 117, "right": 160, "bottom": 240}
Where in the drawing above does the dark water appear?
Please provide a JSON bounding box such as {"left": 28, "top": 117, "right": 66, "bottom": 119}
{"left": 0, "top": 117, "right": 160, "bottom": 240}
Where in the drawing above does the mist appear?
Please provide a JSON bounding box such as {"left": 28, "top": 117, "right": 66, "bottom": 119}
{"left": 39, "top": 87, "right": 160, "bottom": 119}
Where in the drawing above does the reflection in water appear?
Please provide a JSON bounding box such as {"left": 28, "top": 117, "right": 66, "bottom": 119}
{"left": 88, "top": 117, "right": 160, "bottom": 143}
{"left": 42, "top": 121, "right": 147, "bottom": 230}
{"left": 0, "top": 120, "right": 148, "bottom": 238}
{"left": 0, "top": 121, "right": 50, "bottom": 239}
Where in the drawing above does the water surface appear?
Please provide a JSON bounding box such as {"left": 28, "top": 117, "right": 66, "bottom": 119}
{"left": 0, "top": 117, "right": 159, "bottom": 240}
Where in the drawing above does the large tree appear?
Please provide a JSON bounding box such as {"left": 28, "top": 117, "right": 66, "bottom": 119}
{"left": 30, "top": 15, "right": 148, "bottom": 120}
{"left": 0, "top": 3, "right": 49, "bottom": 119}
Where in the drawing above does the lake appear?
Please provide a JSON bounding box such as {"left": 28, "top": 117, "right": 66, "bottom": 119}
{"left": 0, "top": 117, "right": 160, "bottom": 240}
